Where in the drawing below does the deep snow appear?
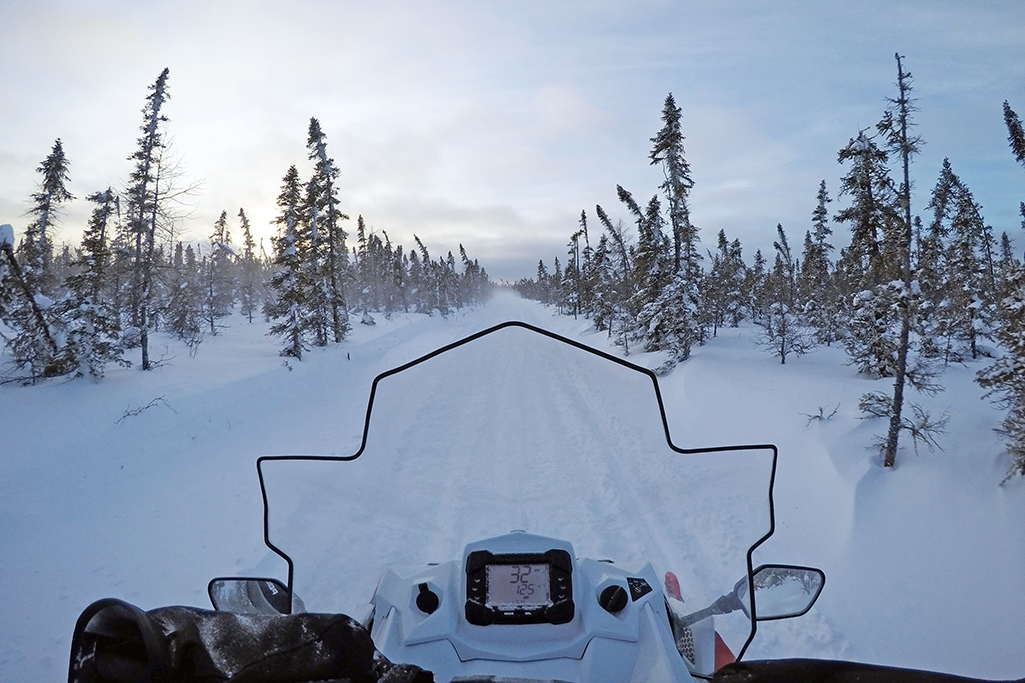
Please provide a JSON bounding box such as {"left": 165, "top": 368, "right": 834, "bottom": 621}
{"left": 1, "top": 291, "right": 1023, "bottom": 682}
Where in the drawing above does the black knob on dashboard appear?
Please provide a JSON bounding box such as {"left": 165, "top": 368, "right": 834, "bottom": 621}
{"left": 416, "top": 583, "right": 440, "bottom": 614}
{"left": 599, "top": 585, "right": 629, "bottom": 613}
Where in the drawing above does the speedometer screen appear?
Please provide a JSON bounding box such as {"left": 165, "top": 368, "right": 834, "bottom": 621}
{"left": 486, "top": 563, "right": 552, "bottom": 608}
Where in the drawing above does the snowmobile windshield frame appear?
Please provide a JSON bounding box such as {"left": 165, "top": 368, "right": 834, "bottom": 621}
{"left": 254, "top": 321, "right": 779, "bottom": 661}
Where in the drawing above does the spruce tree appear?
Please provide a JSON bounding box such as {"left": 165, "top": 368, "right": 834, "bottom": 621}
{"left": 306, "top": 118, "right": 351, "bottom": 342}
{"left": 576, "top": 212, "right": 596, "bottom": 317}
{"left": 369, "top": 229, "right": 393, "bottom": 312}
{"left": 649, "top": 93, "right": 697, "bottom": 278}
{"left": 442, "top": 250, "right": 458, "bottom": 314}
{"left": 586, "top": 237, "right": 610, "bottom": 329}
{"left": 998, "top": 232, "right": 1015, "bottom": 277}
{"left": 834, "top": 131, "right": 897, "bottom": 291}
{"left": 20, "top": 139, "right": 74, "bottom": 296}
{"left": 846, "top": 284, "right": 901, "bottom": 377}
{"left": 407, "top": 249, "right": 424, "bottom": 311}
{"left": 874, "top": 54, "right": 941, "bottom": 466}
{"left": 164, "top": 241, "right": 203, "bottom": 348}
{"left": 393, "top": 245, "right": 409, "bottom": 312}
{"left": 565, "top": 211, "right": 591, "bottom": 319}
{"left": 265, "top": 165, "right": 307, "bottom": 359}
{"left": 944, "top": 180, "right": 995, "bottom": 360}
{"left": 302, "top": 173, "right": 330, "bottom": 346}
{"left": 636, "top": 271, "right": 699, "bottom": 372}
{"left": 457, "top": 244, "right": 489, "bottom": 307}
{"left": 626, "top": 189, "right": 672, "bottom": 318}
{"left": 702, "top": 231, "right": 729, "bottom": 337}
{"left": 103, "top": 195, "right": 135, "bottom": 335}
{"left": 535, "top": 260, "right": 551, "bottom": 304}
{"left": 1003, "top": 101, "right": 1025, "bottom": 168}
{"left": 412, "top": 236, "right": 433, "bottom": 314}
{"left": 354, "top": 215, "right": 370, "bottom": 312}
{"left": 237, "top": 208, "right": 259, "bottom": 323}
{"left": 757, "top": 224, "right": 814, "bottom": 364}
{"left": 918, "top": 159, "right": 958, "bottom": 358}
{"left": 746, "top": 248, "right": 769, "bottom": 324}
{"left": 594, "top": 204, "right": 635, "bottom": 337}
{"left": 202, "top": 210, "right": 235, "bottom": 333}
{"left": 704, "top": 229, "right": 746, "bottom": 335}
{"left": 801, "top": 181, "right": 841, "bottom": 344}
{"left": 57, "top": 189, "right": 128, "bottom": 378}
{"left": 566, "top": 226, "right": 584, "bottom": 318}
{"left": 125, "top": 68, "right": 171, "bottom": 370}
{"left": 725, "top": 237, "right": 746, "bottom": 326}
{"left": 811, "top": 179, "right": 834, "bottom": 254}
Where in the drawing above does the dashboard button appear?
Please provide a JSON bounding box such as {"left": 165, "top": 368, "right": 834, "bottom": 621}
{"left": 599, "top": 585, "right": 629, "bottom": 613}
{"left": 416, "top": 583, "right": 440, "bottom": 614}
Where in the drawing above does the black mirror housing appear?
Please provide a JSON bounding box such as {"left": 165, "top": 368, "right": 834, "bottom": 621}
{"left": 208, "top": 577, "right": 298, "bottom": 615}
{"left": 741, "top": 565, "right": 825, "bottom": 621}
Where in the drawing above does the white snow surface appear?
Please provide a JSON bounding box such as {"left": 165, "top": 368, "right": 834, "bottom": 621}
{"left": 1, "top": 291, "right": 1023, "bottom": 681}
{"left": 0, "top": 223, "right": 13, "bottom": 247}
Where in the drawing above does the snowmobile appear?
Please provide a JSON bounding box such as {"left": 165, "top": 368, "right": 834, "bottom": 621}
{"left": 67, "top": 322, "right": 1016, "bottom": 683}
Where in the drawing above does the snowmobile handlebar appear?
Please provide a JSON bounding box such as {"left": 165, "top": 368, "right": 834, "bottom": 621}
{"left": 678, "top": 591, "right": 745, "bottom": 628}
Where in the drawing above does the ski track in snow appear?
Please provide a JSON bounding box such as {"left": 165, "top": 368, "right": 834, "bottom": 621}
{"left": 2, "top": 292, "right": 1024, "bottom": 681}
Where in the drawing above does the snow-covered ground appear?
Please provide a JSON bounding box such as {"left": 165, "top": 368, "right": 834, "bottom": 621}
{"left": 2, "top": 291, "right": 1023, "bottom": 682}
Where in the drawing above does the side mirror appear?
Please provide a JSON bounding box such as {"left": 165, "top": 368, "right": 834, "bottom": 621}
{"left": 736, "top": 564, "right": 825, "bottom": 621}
{"left": 207, "top": 577, "right": 303, "bottom": 615}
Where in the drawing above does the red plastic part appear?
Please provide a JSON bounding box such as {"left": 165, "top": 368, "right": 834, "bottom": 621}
{"left": 663, "top": 571, "right": 683, "bottom": 601}
{"left": 714, "top": 631, "right": 736, "bottom": 671}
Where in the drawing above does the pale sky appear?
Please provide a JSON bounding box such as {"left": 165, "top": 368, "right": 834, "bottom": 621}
{"left": 1, "top": 0, "right": 1023, "bottom": 281}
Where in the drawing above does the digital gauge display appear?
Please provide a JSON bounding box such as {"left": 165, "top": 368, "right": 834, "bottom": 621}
{"left": 486, "top": 563, "right": 552, "bottom": 609}
{"left": 465, "top": 548, "right": 574, "bottom": 625}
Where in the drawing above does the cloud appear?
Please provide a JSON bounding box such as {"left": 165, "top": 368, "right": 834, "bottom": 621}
{"left": 2, "top": 0, "right": 1023, "bottom": 279}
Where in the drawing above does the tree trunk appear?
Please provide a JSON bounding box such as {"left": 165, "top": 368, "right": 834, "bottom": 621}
{"left": 1, "top": 242, "right": 60, "bottom": 368}
{"left": 883, "top": 54, "right": 916, "bottom": 468}
{"left": 884, "top": 304, "right": 911, "bottom": 467}
{"left": 140, "top": 164, "right": 161, "bottom": 371}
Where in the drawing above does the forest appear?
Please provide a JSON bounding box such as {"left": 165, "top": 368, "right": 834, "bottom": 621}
{"left": 515, "top": 56, "right": 1025, "bottom": 478}
{"left": 0, "top": 68, "right": 491, "bottom": 381}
